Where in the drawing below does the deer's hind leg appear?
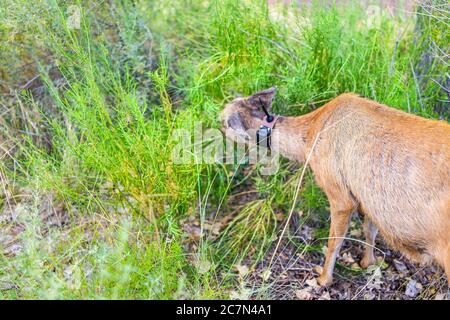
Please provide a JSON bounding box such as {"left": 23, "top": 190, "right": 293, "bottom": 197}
{"left": 316, "top": 188, "right": 357, "bottom": 286}
{"left": 360, "top": 215, "right": 379, "bottom": 268}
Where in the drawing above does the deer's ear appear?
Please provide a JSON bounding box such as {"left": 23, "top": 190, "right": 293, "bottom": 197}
{"left": 247, "top": 87, "right": 276, "bottom": 111}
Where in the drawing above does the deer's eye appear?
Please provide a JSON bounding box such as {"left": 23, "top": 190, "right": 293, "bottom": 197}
{"left": 250, "top": 109, "right": 266, "bottom": 120}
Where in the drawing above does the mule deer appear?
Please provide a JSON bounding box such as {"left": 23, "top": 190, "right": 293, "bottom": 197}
{"left": 221, "top": 87, "right": 450, "bottom": 286}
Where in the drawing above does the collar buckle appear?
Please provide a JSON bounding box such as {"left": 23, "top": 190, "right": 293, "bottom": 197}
{"left": 256, "top": 115, "right": 279, "bottom": 150}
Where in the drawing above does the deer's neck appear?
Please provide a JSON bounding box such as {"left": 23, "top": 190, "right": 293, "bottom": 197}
{"left": 271, "top": 115, "right": 311, "bottom": 163}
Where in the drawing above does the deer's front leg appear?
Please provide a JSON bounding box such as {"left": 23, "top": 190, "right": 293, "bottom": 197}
{"left": 317, "top": 204, "right": 353, "bottom": 287}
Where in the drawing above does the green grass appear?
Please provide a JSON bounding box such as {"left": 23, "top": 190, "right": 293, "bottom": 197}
{"left": 0, "top": 0, "right": 448, "bottom": 299}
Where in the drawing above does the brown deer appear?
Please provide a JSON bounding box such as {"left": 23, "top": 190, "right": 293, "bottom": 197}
{"left": 221, "top": 87, "right": 450, "bottom": 286}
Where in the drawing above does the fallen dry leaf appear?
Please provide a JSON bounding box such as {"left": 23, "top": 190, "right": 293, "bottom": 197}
{"left": 295, "top": 287, "right": 313, "bottom": 300}
{"left": 196, "top": 260, "right": 211, "bottom": 274}
{"left": 367, "top": 267, "right": 383, "bottom": 290}
{"left": 235, "top": 264, "right": 249, "bottom": 278}
{"left": 349, "top": 228, "right": 362, "bottom": 238}
{"left": 260, "top": 269, "right": 272, "bottom": 281}
{"left": 341, "top": 252, "right": 355, "bottom": 264}
{"left": 364, "top": 292, "right": 376, "bottom": 300}
{"left": 230, "top": 286, "right": 252, "bottom": 300}
{"left": 393, "top": 259, "right": 407, "bottom": 273}
{"left": 434, "top": 293, "right": 447, "bottom": 300}
{"left": 404, "top": 279, "right": 422, "bottom": 298}
{"left": 305, "top": 278, "right": 319, "bottom": 288}
{"left": 319, "top": 291, "right": 331, "bottom": 300}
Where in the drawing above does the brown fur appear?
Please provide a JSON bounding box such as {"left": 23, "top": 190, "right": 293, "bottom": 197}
{"left": 221, "top": 88, "right": 450, "bottom": 286}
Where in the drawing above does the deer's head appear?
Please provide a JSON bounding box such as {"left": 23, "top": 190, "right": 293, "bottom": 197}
{"left": 221, "top": 87, "right": 276, "bottom": 143}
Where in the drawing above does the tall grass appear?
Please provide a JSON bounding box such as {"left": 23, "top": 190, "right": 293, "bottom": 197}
{"left": 0, "top": 0, "right": 447, "bottom": 299}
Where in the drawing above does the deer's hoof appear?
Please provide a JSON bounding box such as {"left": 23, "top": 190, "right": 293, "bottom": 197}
{"left": 360, "top": 255, "right": 376, "bottom": 269}
{"left": 316, "top": 274, "right": 333, "bottom": 287}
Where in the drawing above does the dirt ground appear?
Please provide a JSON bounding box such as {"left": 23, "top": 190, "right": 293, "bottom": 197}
{"left": 223, "top": 170, "right": 449, "bottom": 300}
